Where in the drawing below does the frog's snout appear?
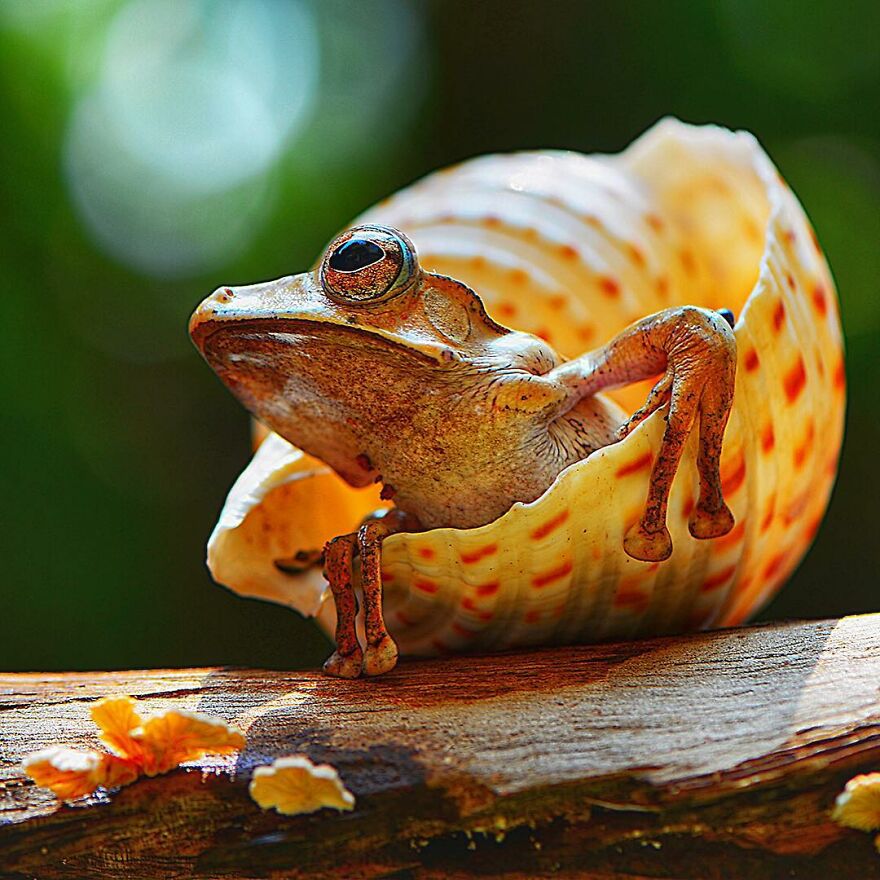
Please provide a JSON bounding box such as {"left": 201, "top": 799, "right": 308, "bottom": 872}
{"left": 189, "top": 286, "right": 239, "bottom": 348}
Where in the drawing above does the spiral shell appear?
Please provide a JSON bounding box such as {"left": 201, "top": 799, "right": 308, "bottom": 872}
{"left": 206, "top": 119, "right": 845, "bottom": 655}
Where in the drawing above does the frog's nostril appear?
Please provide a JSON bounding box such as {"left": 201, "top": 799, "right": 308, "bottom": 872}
{"left": 215, "top": 287, "right": 234, "bottom": 304}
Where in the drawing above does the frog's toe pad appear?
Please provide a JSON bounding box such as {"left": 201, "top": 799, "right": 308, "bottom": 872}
{"left": 624, "top": 523, "right": 673, "bottom": 562}
{"left": 323, "top": 648, "right": 363, "bottom": 679}
{"left": 689, "top": 504, "right": 735, "bottom": 540}
{"left": 362, "top": 636, "right": 399, "bottom": 677}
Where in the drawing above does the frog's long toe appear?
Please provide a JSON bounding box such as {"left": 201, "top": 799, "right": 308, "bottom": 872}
{"left": 362, "top": 636, "right": 399, "bottom": 677}
{"left": 624, "top": 523, "right": 673, "bottom": 562}
{"left": 323, "top": 648, "right": 364, "bottom": 679}
{"left": 689, "top": 502, "right": 735, "bottom": 540}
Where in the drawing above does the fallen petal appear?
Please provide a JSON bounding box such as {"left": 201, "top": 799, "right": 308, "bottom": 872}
{"left": 249, "top": 755, "right": 355, "bottom": 816}
{"left": 133, "top": 709, "right": 246, "bottom": 776}
{"left": 832, "top": 773, "right": 880, "bottom": 832}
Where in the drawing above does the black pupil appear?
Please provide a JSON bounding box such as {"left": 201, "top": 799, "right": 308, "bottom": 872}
{"left": 329, "top": 239, "right": 385, "bottom": 272}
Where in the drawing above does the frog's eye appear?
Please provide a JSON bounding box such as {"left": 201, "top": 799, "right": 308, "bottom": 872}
{"left": 320, "top": 225, "right": 417, "bottom": 303}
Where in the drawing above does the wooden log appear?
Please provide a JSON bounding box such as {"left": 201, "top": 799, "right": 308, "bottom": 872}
{"left": 2, "top": 614, "right": 880, "bottom": 878}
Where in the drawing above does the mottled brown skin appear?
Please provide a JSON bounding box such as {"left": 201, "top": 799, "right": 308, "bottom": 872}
{"left": 190, "top": 225, "right": 736, "bottom": 677}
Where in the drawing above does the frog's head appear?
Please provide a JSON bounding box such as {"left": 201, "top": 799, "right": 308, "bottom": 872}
{"left": 190, "top": 225, "right": 540, "bottom": 486}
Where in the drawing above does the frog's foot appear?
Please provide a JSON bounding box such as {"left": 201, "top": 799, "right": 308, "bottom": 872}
{"left": 362, "top": 635, "right": 399, "bottom": 677}
{"left": 323, "top": 647, "right": 364, "bottom": 679}
{"left": 689, "top": 502, "right": 735, "bottom": 540}
{"left": 624, "top": 523, "right": 672, "bottom": 563}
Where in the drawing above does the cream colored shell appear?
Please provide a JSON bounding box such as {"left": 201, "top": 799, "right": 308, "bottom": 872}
{"left": 207, "top": 119, "right": 845, "bottom": 656}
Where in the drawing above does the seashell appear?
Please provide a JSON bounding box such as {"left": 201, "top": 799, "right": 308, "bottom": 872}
{"left": 206, "top": 118, "right": 844, "bottom": 656}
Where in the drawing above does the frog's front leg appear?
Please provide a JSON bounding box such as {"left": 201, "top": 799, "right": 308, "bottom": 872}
{"left": 550, "top": 306, "right": 737, "bottom": 562}
{"left": 322, "top": 508, "right": 415, "bottom": 679}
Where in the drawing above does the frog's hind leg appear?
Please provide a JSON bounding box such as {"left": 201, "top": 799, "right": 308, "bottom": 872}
{"left": 547, "top": 306, "right": 737, "bottom": 563}
{"left": 322, "top": 533, "right": 363, "bottom": 679}
{"left": 321, "top": 508, "right": 418, "bottom": 679}
{"left": 358, "top": 518, "right": 399, "bottom": 676}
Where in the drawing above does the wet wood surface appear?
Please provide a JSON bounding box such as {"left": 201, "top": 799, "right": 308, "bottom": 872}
{"left": 2, "top": 614, "right": 880, "bottom": 878}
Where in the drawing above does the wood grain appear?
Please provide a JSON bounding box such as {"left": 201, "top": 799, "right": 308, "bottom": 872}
{"left": 2, "top": 615, "right": 880, "bottom": 878}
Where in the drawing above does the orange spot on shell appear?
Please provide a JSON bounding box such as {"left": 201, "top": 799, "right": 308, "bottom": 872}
{"left": 761, "top": 495, "right": 776, "bottom": 532}
{"left": 616, "top": 451, "right": 653, "bottom": 478}
{"left": 416, "top": 547, "right": 435, "bottom": 560}
{"left": 793, "top": 420, "right": 815, "bottom": 470}
{"left": 627, "top": 244, "right": 646, "bottom": 268}
{"left": 495, "top": 302, "right": 517, "bottom": 319}
{"left": 614, "top": 589, "right": 649, "bottom": 611}
{"left": 524, "top": 610, "right": 542, "bottom": 624}
{"left": 834, "top": 357, "right": 846, "bottom": 391}
{"left": 680, "top": 249, "right": 697, "bottom": 276}
{"left": 461, "top": 544, "right": 498, "bottom": 565}
{"left": 396, "top": 610, "right": 414, "bottom": 626}
{"left": 413, "top": 578, "right": 438, "bottom": 594}
{"left": 812, "top": 284, "right": 828, "bottom": 317}
{"left": 599, "top": 276, "right": 621, "bottom": 298}
{"left": 531, "top": 559, "right": 573, "bottom": 588}
{"left": 535, "top": 328, "right": 552, "bottom": 342}
{"left": 483, "top": 215, "right": 502, "bottom": 228}
{"left": 744, "top": 348, "right": 760, "bottom": 372}
{"left": 646, "top": 213, "right": 664, "bottom": 233}
{"left": 475, "top": 580, "right": 500, "bottom": 597}
{"left": 559, "top": 244, "right": 579, "bottom": 261}
{"left": 713, "top": 521, "right": 745, "bottom": 552}
{"left": 761, "top": 423, "right": 775, "bottom": 454}
{"left": 772, "top": 301, "right": 786, "bottom": 333}
{"left": 682, "top": 496, "right": 695, "bottom": 519}
{"left": 721, "top": 452, "right": 746, "bottom": 496}
{"left": 763, "top": 552, "right": 787, "bottom": 582}
{"left": 786, "top": 272, "right": 796, "bottom": 291}
{"left": 470, "top": 255, "right": 486, "bottom": 270}
{"left": 656, "top": 276, "right": 670, "bottom": 299}
{"left": 547, "top": 295, "right": 567, "bottom": 310}
{"left": 783, "top": 489, "right": 811, "bottom": 526}
{"left": 451, "top": 621, "right": 478, "bottom": 638}
{"left": 381, "top": 570, "right": 394, "bottom": 584}
{"left": 783, "top": 357, "right": 807, "bottom": 404}
{"left": 509, "top": 268, "right": 529, "bottom": 285}
{"left": 531, "top": 509, "right": 570, "bottom": 540}
{"left": 701, "top": 564, "right": 737, "bottom": 593}
{"left": 578, "top": 324, "right": 595, "bottom": 343}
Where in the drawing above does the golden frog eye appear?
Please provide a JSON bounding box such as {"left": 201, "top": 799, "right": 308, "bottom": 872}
{"left": 320, "top": 224, "right": 417, "bottom": 303}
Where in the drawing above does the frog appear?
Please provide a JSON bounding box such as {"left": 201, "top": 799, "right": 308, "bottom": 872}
{"left": 190, "top": 223, "right": 737, "bottom": 678}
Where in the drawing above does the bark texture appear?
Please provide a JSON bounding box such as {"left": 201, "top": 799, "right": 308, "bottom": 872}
{"left": 2, "top": 615, "right": 880, "bottom": 878}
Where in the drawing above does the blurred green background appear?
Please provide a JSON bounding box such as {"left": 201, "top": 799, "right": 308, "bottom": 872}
{"left": 2, "top": 0, "right": 878, "bottom": 671}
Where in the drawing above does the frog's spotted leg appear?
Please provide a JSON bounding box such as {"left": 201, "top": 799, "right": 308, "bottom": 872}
{"left": 322, "top": 509, "right": 417, "bottom": 679}
{"left": 550, "top": 306, "right": 737, "bottom": 562}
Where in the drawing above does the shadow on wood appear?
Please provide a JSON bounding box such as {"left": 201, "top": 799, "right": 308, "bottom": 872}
{"left": 2, "top": 615, "right": 880, "bottom": 878}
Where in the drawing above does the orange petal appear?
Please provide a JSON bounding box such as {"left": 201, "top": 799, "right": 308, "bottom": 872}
{"left": 133, "top": 709, "right": 245, "bottom": 776}
{"left": 249, "top": 755, "right": 355, "bottom": 816}
{"left": 833, "top": 773, "right": 880, "bottom": 832}
{"left": 23, "top": 747, "right": 107, "bottom": 800}
{"left": 91, "top": 696, "right": 143, "bottom": 760}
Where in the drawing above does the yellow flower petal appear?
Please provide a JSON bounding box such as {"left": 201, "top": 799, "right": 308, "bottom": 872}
{"left": 23, "top": 747, "right": 107, "bottom": 800}
{"left": 832, "top": 773, "right": 880, "bottom": 832}
{"left": 249, "top": 755, "right": 355, "bottom": 816}
{"left": 91, "top": 696, "right": 143, "bottom": 760}
{"left": 133, "top": 709, "right": 246, "bottom": 776}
